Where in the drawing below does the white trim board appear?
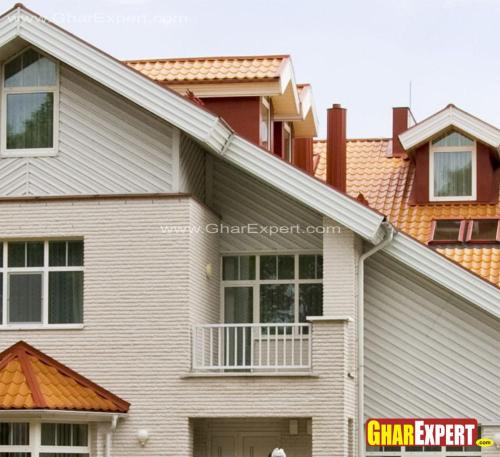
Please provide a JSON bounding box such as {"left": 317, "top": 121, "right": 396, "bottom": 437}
{"left": 399, "top": 104, "right": 500, "bottom": 154}
{"left": 0, "top": 5, "right": 497, "bottom": 317}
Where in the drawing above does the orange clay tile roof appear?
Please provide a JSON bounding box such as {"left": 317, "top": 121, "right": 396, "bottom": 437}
{"left": 0, "top": 341, "right": 129, "bottom": 412}
{"left": 125, "top": 55, "right": 288, "bottom": 83}
{"left": 313, "top": 139, "right": 500, "bottom": 286}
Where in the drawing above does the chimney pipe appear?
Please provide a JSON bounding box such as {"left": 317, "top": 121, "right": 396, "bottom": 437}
{"left": 326, "top": 104, "right": 347, "bottom": 192}
{"left": 392, "top": 107, "right": 412, "bottom": 157}
{"left": 293, "top": 138, "right": 313, "bottom": 174}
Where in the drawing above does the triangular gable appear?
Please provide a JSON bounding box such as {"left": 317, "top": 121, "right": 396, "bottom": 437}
{"left": 0, "top": 341, "right": 129, "bottom": 412}
{"left": 0, "top": 5, "right": 498, "bottom": 317}
{"left": 399, "top": 104, "right": 500, "bottom": 153}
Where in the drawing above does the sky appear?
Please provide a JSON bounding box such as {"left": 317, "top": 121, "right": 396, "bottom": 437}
{"left": 2, "top": 0, "right": 499, "bottom": 138}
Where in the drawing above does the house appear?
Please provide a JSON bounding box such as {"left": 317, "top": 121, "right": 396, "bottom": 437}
{"left": 0, "top": 4, "right": 496, "bottom": 457}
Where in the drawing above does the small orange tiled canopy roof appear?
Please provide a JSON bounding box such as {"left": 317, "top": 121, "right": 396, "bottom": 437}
{"left": 0, "top": 341, "right": 129, "bottom": 413}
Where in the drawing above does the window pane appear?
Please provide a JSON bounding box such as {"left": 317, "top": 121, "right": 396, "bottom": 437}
{"left": 27, "top": 242, "right": 43, "bottom": 267}
{"left": 7, "top": 92, "right": 54, "bottom": 149}
{"left": 299, "top": 255, "right": 316, "bottom": 279}
{"left": 56, "top": 423, "right": 72, "bottom": 446}
{"left": 41, "top": 423, "right": 56, "bottom": 446}
{"left": 260, "top": 101, "right": 270, "bottom": 148}
{"left": 49, "top": 241, "right": 66, "bottom": 266}
{"left": 5, "top": 49, "right": 56, "bottom": 87}
{"left": 239, "top": 256, "right": 255, "bottom": 280}
{"left": 0, "top": 273, "right": 2, "bottom": 324}
{"left": 299, "top": 284, "right": 323, "bottom": 322}
{"left": 40, "top": 454, "right": 88, "bottom": 457}
{"left": 9, "top": 274, "right": 42, "bottom": 323}
{"left": 434, "top": 151, "right": 472, "bottom": 197}
{"left": 72, "top": 424, "right": 88, "bottom": 447}
{"left": 433, "top": 220, "right": 462, "bottom": 241}
{"left": 317, "top": 255, "right": 323, "bottom": 279}
{"left": 49, "top": 272, "right": 83, "bottom": 324}
{"left": 222, "top": 257, "right": 238, "bottom": 281}
{"left": 277, "top": 255, "right": 294, "bottom": 279}
{"left": 260, "top": 284, "right": 294, "bottom": 324}
{"left": 0, "top": 242, "right": 3, "bottom": 265}
{"left": 260, "top": 255, "right": 277, "bottom": 280}
{"left": 0, "top": 422, "right": 29, "bottom": 445}
{"left": 469, "top": 220, "right": 499, "bottom": 241}
{"left": 68, "top": 241, "right": 84, "bottom": 266}
{"left": 432, "top": 130, "right": 474, "bottom": 147}
{"left": 8, "top": 243, "right": 25, "bottom": 267}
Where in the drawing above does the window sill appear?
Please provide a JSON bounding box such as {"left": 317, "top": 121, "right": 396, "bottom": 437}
{"left": 0, "top": 150, "right": 58, "bottom": 158}
{"left": 0, "top": 324, "right": 84, "bottom": 331}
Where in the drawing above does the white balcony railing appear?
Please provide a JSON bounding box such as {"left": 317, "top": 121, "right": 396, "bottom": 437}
{"left": 192, "top": 323, "right": 312, "bottom": 372}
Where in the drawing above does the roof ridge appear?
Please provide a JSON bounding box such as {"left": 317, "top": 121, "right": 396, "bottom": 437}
{"left": 16, "top": 347, "right": 47, "bottom": 408}
{"left": 125, "top": 54, "right": 290, "bottom": 63}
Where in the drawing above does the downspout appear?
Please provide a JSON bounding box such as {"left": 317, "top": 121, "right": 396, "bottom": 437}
{"left": 357, "top": 222, "right": 394, "bottom": 457}
{"left": 105, "top": 414, "right": 119, "bottom": 457}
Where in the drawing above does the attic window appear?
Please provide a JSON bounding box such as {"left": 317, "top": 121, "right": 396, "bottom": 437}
{"left": 429, "top": 131, "right": 476, "bottom": 201}
{"left": 429, "top": 220, "right": 466, "bottom": 244}
{"left": 466, "top": 219, "right": 500, "bottom": 243}
{"left": 1, "top": 48, "right": 58, "bottom": 157}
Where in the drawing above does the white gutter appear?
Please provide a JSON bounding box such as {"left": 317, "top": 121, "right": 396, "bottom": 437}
{"left": 105, "top": 414, "right": 119, "bottom": 457}
{"left": 357, "top": 222, "right": 394, "bottom": 457}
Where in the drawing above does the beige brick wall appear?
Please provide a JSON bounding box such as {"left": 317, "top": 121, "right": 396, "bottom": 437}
{"left": 0, "top": 197, "right": 356, "bottom": 457}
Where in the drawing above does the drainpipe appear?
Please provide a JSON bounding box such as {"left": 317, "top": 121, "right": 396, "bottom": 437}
{"left": 105, "top": 414, "right": 119, "bottom": 457}
{"left": 357, "top": 222, "right": 394, "bottom": 457}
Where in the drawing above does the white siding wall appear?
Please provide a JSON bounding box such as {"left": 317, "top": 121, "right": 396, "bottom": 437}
{"left": 365, "top": 251, "right": 500, "bottom": 422}
{"left": 180, "top": 134, "right": 206, "bottom": 201}
{"left": 0, "top": 65, "right": 178, "bottom": 196}
{"left": 212, "top": 160, "right": 322, "bottom": 253}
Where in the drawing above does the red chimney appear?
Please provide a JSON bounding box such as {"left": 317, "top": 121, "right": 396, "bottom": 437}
{"left": 326, "top": 104, "right": 347, "bottom": 192}
{"left": 293, "top": 138, "right": 313, "bottom": 174}
{"left": 392, "top": 107, "right": 413, "bottom": 157}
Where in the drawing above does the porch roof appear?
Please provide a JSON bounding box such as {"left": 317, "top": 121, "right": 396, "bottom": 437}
{"left": 0, "top": 341, "right": 129, "bottom": 413}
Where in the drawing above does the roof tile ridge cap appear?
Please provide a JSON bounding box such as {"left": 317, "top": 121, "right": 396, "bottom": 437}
{"left": 16, "top": 347, "right": 47, "bottom": 408}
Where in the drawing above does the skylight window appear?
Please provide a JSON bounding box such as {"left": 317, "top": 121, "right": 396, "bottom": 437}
{"left": 466, "top": 219, "right": 500, "bottom": 243}
{"left": 430, "top": 219, "right": 500, "bottom": 244}
{"left": 430, "top": 220, "right": 465, "bottom": 243}
{"left": 429, "top": 130, "right": 476, "bottom": 201}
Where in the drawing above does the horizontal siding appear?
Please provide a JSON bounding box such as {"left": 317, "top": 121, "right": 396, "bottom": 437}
{"left": 364, "top": 252, "right": 500, "bottom": 422}
{"left": 212, "top": 159, "right": 322, "bottom": 252}
{"left": 180, "top": 134, "right": 206, "bottom": 201}
{"left": 0, "top": 65, "right": 177, "bottom": 196}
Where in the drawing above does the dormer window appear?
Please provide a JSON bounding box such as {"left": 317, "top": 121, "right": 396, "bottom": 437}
{"left": 429, "top": 130, "right": 476, "bottom": 201}
{"left": 1, "top": 48, "right": 58, "bottom": 156}
{"left": 260, "top": 97, "right": 271, "bottom": 150}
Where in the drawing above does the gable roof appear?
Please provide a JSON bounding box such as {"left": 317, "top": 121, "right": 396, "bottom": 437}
{"left": 399, "top": 104, "right": 500, "bottom": 154}
{"left": 0, "top": 4, "right": 498, "bottom": 316}
{"left": 126, "top": 55, "right": 288, "bottom": 83}
{"left": 313, "top": 139, "right": 500, "bottom": 286}
{"left": 0, "top": 341, "right": 129, "bottom": 412}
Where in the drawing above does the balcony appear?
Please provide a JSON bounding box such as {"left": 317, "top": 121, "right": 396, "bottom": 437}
{"left": 192, "top": 323, "right": 311, "bottom": 373}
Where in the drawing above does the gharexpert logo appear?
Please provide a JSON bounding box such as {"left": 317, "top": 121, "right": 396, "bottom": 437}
{"left": 366, "top": 418, "right": 491, "bottom": 447}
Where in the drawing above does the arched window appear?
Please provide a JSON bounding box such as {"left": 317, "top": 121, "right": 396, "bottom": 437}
{"left": 429, "top": 130, "right": 476, "bottom": 201}
{"left": 1, "top": 47, "right": 58, "bottom": 156}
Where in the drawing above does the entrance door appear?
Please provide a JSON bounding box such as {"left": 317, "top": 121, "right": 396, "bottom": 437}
{"left": 224, "top": 287, "right": 253, "bottom": 368}
{"left": 242, "top": 435, "right": 281, "bottom": 457}
{"left": 211, "top": 435, "right": 236, "bottom": 457}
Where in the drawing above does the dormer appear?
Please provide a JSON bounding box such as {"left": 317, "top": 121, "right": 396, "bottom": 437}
{"left": 398, "top": 105, "right": 500, "bottom": 204}
{"left": 127, "top": 55, "right": 318, "bottom": 160}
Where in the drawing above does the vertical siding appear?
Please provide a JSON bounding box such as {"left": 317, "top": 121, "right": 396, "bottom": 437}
{"left": 364, "top": 251, "right": 500, "bottom": 422}
{"left": 212, "top": 159, "right": 323, "bottom": 252}
{"left": 0, "top": 65, "right": 177, "bottom": 196}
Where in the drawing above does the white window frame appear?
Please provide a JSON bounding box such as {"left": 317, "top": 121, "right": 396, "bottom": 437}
{"left": 0, "top": 240, "right": 84, "bottom": 330}
{"left": 1, "top": 46, "right": 60, "bottom": 158}
{"left": 0, "top": 420, "right": 90, "bottom": 456}
{"left": 283, "top": 121, "right": 292, "bottom": 162}
{"left": 220, "top": 253, "right": 323, "bottom": 325}
{"left": 260, "top": 97, "right": 271, "bottom": 150}
{"left": 429, "top": 139, "right": 477, "bottom": 202}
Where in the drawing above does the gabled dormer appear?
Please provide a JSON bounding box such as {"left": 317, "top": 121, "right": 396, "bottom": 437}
{"left": 397, "top": 104, "right": 500, "bottom": 205}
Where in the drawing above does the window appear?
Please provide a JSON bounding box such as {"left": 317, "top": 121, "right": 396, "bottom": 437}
{"left": 222, "top": 254, "right": 323, "bottom": 326}
{"left": 0, "top": 240, "right": 83, "bottom": 327}
{"left": 260, "top": 97, "right": 271, "bottom": 150}
{"left": 429, "top": 130, "right": 476, "bottom": 201}
{"left": 466, "top": 219, "right": 500, "bottom": 243}
{"left": 429, "top": 220, "right": 466, "bottom": 244}
{"left": 430, "top": 219, "right": 500, "bottom": 245}
{"left": 2, "top": 48, "right": 58, "bottom": 156}
{"left": 0, "top": 422, "right": 89, "bottom": 456}
{"left": 283, "top": 122, "right": 292, "bottom": 162}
